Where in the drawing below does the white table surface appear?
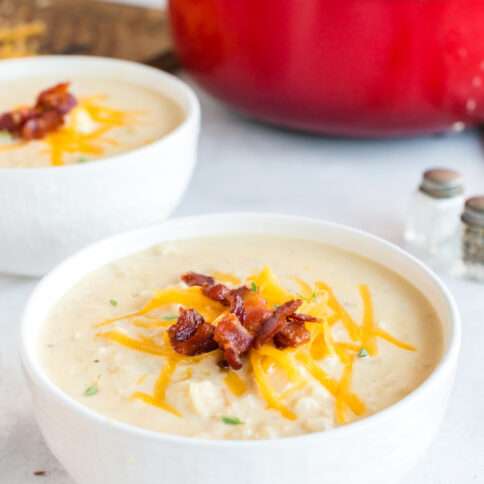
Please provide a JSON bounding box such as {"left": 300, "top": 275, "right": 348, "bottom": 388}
{"left": 1, "top": 82, "right": 484, "bottom": 483}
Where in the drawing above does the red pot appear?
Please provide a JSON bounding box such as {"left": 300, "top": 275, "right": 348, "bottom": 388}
{"left": 169, "top": 0, "right": 484, "bottom": 137}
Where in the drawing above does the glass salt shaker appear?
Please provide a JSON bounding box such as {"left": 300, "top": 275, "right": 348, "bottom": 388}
{"left": 459, "top": 196, "right": 484, "bottom": 282}
{"left": 405, "top": 168, "right": 464, "bottom": 254}
{"left": 405, "top": 168, "right": 464, "bottom": 265}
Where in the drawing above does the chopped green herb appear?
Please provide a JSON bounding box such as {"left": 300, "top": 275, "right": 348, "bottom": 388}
{"left": 84, "top": 383, "right": 98, "bottom": 396}
{"left": 310, "top": 291, "right": 317, "bottom": 302}
{"left": 163, "top": 315, "right": 178, "bottom": 321}
{"left": 250, "top": 282, "right": 257, "bottom": 292}
{"left": 77, "top": 156, "right": 89, "bottom": 163}
{"left": 358, "top": 348, "right": 369, "bottom": 358}
{"left": 221, "top": 416, "right": 243, "bottom": 425}
{"left": 109, "top": 299, "right": 118, "bottom": 307}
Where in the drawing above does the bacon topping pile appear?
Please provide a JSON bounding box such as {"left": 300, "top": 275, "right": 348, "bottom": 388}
{"left": 168, "top": 272, "right": 317, "bottom": 369}
{"left": 0, "top": 82, "right": 77, "bottom": 140}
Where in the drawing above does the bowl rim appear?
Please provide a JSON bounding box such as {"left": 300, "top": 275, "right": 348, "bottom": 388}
{"left": 0, "top": 55, "right": 200, "bottom": 174}
{"left": 20, "top": 212, "right": 461, "bottom": 448}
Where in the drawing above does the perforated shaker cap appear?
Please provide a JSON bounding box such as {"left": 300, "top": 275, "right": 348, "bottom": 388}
{"left": 419, "top": 168, "right": 464, "bottom": 198}
{"left": 461, "top": 196, "right": 484, "bottom": 227}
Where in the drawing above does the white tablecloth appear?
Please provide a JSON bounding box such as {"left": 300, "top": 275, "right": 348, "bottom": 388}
{"left": 1, "top": 83, "right": 484, "bottom": 483}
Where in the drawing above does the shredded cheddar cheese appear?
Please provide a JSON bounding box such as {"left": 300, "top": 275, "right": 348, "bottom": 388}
{"left": 335, "top": 361, "right": 355, "bottom": 424}
{"left": 94, "top": 268, "right": 416, "bottom": 423}
{"left": 224, "top": 371, "right": 247, "bottom": 396}
{"left": 250, "top": 352, "right": 297, "bottom": 420}
{"left": 97, "top": 330, "right": 170, "bottom": 357}
{"left": 359, "top": 284, "right": 378, "bottom": 356}
{"left": 43, "top": 97, "right": 134, "bottom": 166}
{"left": 0, "top": 22, "right": 45, "bottom": 59}
{"left": 249, "top": 266, "right": 296, "bottom": 306}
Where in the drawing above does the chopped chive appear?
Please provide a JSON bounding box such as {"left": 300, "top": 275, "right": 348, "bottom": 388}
{"left": 109, "top": 299, "right": 118, "bottom": 307}
{"left": 84, "top": 383, "right": 98, "bottom": 396}
{"left": 77, "top": 156, "right": 89, "bottom": 163}
{"left": 358, "top": 348, "right": 369, "bottom": 358}
{"left": 250, "top": 282, "right": 257, "bottom": 292}
{"left": 221, "top": 416, "right": 243, "bottom": 425}
{"left": 163, "top": 315, "right": 178, "bottom": 321}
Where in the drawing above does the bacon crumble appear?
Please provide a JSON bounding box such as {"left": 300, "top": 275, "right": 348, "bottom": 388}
{"left": 168, "top": 308, "right": 217, "bottom": 356}
{"left": 253, "top": 300, "right": 303, "bottom": 348}
{"left": 213, "top": 313, "right": 253, "bottom": 370}
{"left": 0, "top": 82, "right": 77, "bottom": 141}
{"left": 172, "top": 273, "right": 318, "bottom": 369}
{"left": 182, "top": 271, "right": 249, "bottom": 321}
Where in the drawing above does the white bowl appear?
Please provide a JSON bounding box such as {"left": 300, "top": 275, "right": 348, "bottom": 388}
{"left": 0, "top": 56, "right": 200, "bottom": 276}
{"left": 20, "top": 214, "right": 461, "bottom": 484}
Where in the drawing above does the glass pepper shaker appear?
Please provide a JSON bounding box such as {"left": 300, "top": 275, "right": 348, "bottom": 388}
{"left": 459, "top": 196, "right": 484, "bottom": 282}
{"left": 405, "top": 168, "right": 464, "bottom": 262}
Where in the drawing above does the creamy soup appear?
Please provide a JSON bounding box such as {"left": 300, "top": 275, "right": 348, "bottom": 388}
{"left": 40, "top": 236, "right": 443, "bottom": 440}
{"left": 0, "top": 77, "right": 184, "bottom": 168}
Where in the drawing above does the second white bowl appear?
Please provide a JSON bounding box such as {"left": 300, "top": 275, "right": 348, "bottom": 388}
{"left": 0, "top": 56, "right": 200, "bottom": 276}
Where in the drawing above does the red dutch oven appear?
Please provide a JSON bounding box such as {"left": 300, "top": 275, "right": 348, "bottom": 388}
{"left": 169, "top": 0, "right": 484, "bottom": 137}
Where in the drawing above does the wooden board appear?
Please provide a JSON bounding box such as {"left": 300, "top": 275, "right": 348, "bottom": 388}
{"left": 0, "top": 0, "right": 178, "bottom": 71}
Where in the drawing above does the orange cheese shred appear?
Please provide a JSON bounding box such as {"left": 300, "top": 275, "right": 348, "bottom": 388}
{"left": 224, "top": 371, "right": 247, "bottom": 397}
{"left": 316, "top": 281, "right": 361, "bottom": 340}
{"left": 97, "top": 330, "right": 170, "bottom": 357}
{"left": 359, "top": 284, "right": 378, "bottom": 356}
{"left": 335, "top": 361, "right": 354, "bottom": 425}
{"left": 292, "top": 276, "right": 314, "bottom": 299}
{"left": 376, "top": 328, "right": 416, "bottom": 351}
{"left": 296, "top": 351, "right": 366, "bottom": 417}
{"left": 95, "top": 286, "right": 225, "bottom": 328}
{"left": 249, "top": 266, "right": 296, "bottom": 307}
{"left": 250, "top": 352, "right": 297, "bottom": 420}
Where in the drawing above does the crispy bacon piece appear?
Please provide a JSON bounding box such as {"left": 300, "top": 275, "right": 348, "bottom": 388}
{"left": 203, "top": 283, "right": 232, "bottom": 303}
{"left": 36, "top": 83, "right": 77, "bottom": 114}
{"left": 181, "top": 272, "right": 249, "bottom": 320}
{"left": 242, "top": 293, "right": 272, "bottom": 334}
{"left": 181, "top": 272, "right": 214, "bottom": 288}
{"left": 21, "top": 110, "right": 64, "bottom": 140}
{"left": 274, "top": 322, "right": 311, "bottom": 348}
{"left": 225, "top": 287, "right": 250, "bottom": 322}
{"left": 273, "top": 310, "right": 317, "bottom": 348}
{"left": 0, "top": 82, "right": 76, "bottom": 140}
{"left": 0, "top": 107, "right": 29, "bottom": 133}
{"left": 287, "top": 313, "right": 318, "bottom": 324}
{"left": 213, "top": 313, "right": 253, "bottom": 370}
{"left": 168, "top": 308, "right": 217, "bottom": 356}
{"left": 253, "top": 300, "right": 303, "bottom": 348}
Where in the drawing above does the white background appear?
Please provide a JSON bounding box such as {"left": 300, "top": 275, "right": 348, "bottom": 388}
{"left": 1, "top": 1, "right": 484, "bottom": 482}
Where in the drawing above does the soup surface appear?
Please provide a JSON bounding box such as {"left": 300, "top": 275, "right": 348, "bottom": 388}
{"left": 40, "top": 236, "right": 443, "bottom": 440}
{"left": 0, "top": 77, "right": 184, "bottom": 168}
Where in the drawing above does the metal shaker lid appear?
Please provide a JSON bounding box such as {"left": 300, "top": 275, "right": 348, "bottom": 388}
{"left": 419, "top": 168, "right": 464, "bottom": 198}
{"left": 462, "top": 196, "right": 484, "bottom": 227}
